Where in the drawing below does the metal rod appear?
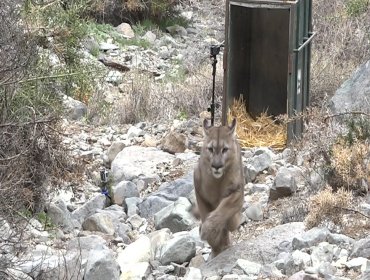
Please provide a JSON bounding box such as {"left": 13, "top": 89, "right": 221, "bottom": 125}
{"left": 211, "top": 55, "right": 218, "bottom": 126}
{"left": 293, "top": 32, "right": 317, "bottom": 52}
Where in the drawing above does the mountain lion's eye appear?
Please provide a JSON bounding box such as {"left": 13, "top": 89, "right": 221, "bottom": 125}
{"left": 208, "top": 147, "right": 213, "bottom": 153}
{"left": 222, "top": 147, "right": 229, "bottom": 153}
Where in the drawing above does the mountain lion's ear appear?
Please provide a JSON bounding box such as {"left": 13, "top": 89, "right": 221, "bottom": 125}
{"left": 203, "top": 118, "right": 211, "bottom": 135}
{"left": 228, "top": 118, "right": 237, "bottom": 136}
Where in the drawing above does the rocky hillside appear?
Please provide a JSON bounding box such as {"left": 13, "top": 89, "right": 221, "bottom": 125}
{"left": 1, "top": 0, "right": 370, "bottom": 280}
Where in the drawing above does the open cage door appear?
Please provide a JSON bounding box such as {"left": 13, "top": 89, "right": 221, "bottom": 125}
{"left": 222, "top": 0, "right": 315, "bottom": 141}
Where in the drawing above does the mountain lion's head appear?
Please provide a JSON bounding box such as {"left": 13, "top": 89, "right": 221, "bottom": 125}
{"left": 202, "top": 118, "right": 238, "bottom": 179}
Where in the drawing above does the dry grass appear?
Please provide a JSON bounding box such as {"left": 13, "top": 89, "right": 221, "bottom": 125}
{"left": 88, "top": 63, "right": 216, "bottom": 124}
{"left": 227, "top": 97, "right": 287, "bottom": 150}
{"left": 305, "top": 186, "right": 353, "bottom": 229}
{"left": 331, "top": 140, "right": 370, "bottom": 191}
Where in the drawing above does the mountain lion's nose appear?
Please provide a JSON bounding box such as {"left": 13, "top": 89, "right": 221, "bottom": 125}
{"left": 211, "top": 163, "right": 223, "bottom": 170}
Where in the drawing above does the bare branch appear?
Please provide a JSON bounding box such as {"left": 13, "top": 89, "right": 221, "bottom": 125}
{"left": 324, "top": 111, "right": 370, "bottom": 122}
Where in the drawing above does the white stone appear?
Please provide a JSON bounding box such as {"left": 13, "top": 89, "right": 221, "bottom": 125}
{"left": 116, "top": 235, "right": 151, "bottom": 269}
{"left": 120, "top": 262, "right": 151, "bottom": 280}
{"left": 235, "top": 259, "right": 262, "bottom": 276}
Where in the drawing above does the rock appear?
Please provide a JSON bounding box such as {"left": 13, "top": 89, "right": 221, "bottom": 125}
{"left": 126, "top": 197, "right": 142, "bottom": 217}
{"left": 116, "top": 235, "right": 151, "bottom": 268}
{"left": 103, "top": 141, "right": 126, "bottom": 167}
{"left": 46, "top": 200, "right": 77, "bottom": 232}
{"left": 67, "top": 235, "right": 108, "bottom": 255}
{"left": 100, "top": 42, "right": 119, "bottom": 51}
{"left": 154, "top": 197, "right": 196, "bottom": 233}
{"left": 166, "top": 24, "right": 188, "bottom": 37}
{"left": 120, "top": 262, "right": 151, "bottom": 280}
{"left": 181, "top": 11, "right": 193, "bottom": 20}
{"left": 83, "top": 36, "right": 100, "bottom": 54}
{"left": 190, "top": 255, "right": 206, "bottom": 268}
{"left": 329, "top": 60, "right": 370, "bottom": 114}
{"left": 311, "top": 242, "right": 335, "bottom": 268}
{"left": 148, "top": 228, "right": 172, "bottom": 260}
{"left": 18, "top": 247, "right": 81, "bottom": 279}
{"left": 84, "top": 247, "right": 120, "bottom": 280}
{"left": 260, "top": 263, "right": 285, "bottom": 278}
{"left": 277, "top": 250, "right": 312, "bottom": 275}
{"left": 143, "top": 30, "right": 157, "bottom": 43}
{"left": 201, "top": 222, "right": 305, "bottom": 277}
{"left": 142, "top": 134, "right": 158, "bottom": 147}
{"left": 189, "top": 226, "right": 203, "bottom": 247}
{"left": 127, "top": 125, "right": 144, "bottom": 138}
{"left": 317, "top": 262, "right": 336, "bottom": 278}
{"left": 244, "top": 164, "right": 258, "bottom": 183}
{"left": 293, "top": 250, "right": 311, "bottom": 267}
{"left": 67, "top": 236, "right": 121, "bottom": 279}
{"left": 292, "top": 227, "right": 330, "bottom": 250}
{"left": 139, "top": 195, "right": 173, "bottom": 219}
{"left": 159, "top": 232, "right": 196, "bottom": 265}
{"left": 248, "top": 149, "right": 273, "bottom": 173}
{"left": 159, "top": 46, "right": 171, "bottom": 60}
{"left": 127, "top": 214, "right": 145, "bottom": 229}
{"left": 184, "top": 267, "right": 202, "bottom": 280}
{"left": 105, "top": 70, "right": 123, "bottom": 85}
{"left": 244, "top": 203, "right": 263, "bottom": 221}
{"left": 159, "top": 35, "right": 183, "bottom": 48}
{"left": 101, "top": 204, "right": 127, "bottom": 220}
{"left": 361, "top": 269, "right": 370, "bottom": 280}
{"left": 160, "top": 131, "right": 187, "bottom": 154}
{"left": 235, "top": 259, "right": 262, "bottom": 276}
{"left": 62, "top": 95, "right": 87, "bottom": 120}
{"left": 155, "top": 174, "right": 194, "bottom": 201}
{"left": 72, "top": 194, "right": 107, "bottom": 224}
{"left": 82, "top": 212, "right": 115, "bottom": 235}
{"left": 345, "top": 257, "right": 369, "bottom": 272}
{"left": 327, "top": 233, "right": 354, "bottom": 249}
{"left": 112, "top": 181, "right": 139, "bottom": 205}
{"left": 288, "top": 271, "right": 319, "bottom": 280}
{"left": 350, "top": 237, "right": 370, "bottom": 258}
{"left": 0, "top": 219, "right": 12, "bottom": 240}
{"left": 111, "top": 146, "right": 175, "bottom": 182}
{"left": 116, "top": 22, "right": 135, "bottom": 39}
{"left": 269, "top": 166, "right": 297, "bottom": 201}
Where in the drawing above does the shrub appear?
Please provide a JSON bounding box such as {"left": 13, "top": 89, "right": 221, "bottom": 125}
{"left": 305, "top": 186, "right": 352, "bottom": 229}
{"left": 24, "top": 0, "right": 100, "bottom": 103}
{"left": 0, "top": 0, "right": 83, "bottom": 277}
{"left": 85, "top": 0, "right": 185, "bottom": 27}
{"left": 329, "top": 140, "right": 370, "bottom": 192}
{"left": 345, "top": 0, "right": 369, "bottom": 17}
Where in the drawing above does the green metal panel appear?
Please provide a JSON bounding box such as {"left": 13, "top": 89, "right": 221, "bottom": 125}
{"left": 223, "top": 0, "right": 314, "bottom": 142}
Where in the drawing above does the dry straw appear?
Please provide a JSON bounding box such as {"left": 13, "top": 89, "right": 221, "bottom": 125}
{"left": 228, "top": 97, "right": 287, "bottom": 150}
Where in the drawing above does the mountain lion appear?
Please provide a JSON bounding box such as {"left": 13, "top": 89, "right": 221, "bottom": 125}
{"left": 194, "top": 118, "right": 244, "bottom": 258}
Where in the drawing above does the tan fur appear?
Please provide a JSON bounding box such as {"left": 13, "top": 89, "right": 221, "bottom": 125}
{"left": 193, "top": 118, "right": 244, "bottom": 258}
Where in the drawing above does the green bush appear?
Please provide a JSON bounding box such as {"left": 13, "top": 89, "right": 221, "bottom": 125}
{"left": 345, "top": 0, "right": 369, "bottom": 17}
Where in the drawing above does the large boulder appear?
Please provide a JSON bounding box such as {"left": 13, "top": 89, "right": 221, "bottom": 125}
{"left": 46, "top": 200, "right": 78, "bottom": 232}
{"left": 154, "top": 197, "right": 197, "bottom": 233}
{"left": 116, "top": 235, "right": 151, "bottom": 269}
{"left": 138, "top": 174, "right": 194, "bottom": 218}
{"left": 159, "top": 232, "right": 197, "bottom": 265}
{"left": 329, "top": 60, "right": 370, "bottom": 114}
{"left": 67, "top": 235, "right": 120, "bottom": 280}
{"left": 82, "top": 212, "right": 115, "bottom": 235}
{"left": 112, "top": 181, "right": 139, "bottom": 206}
{"left": 111, "top": 146, "right": 174, "bottom": 183}
{"left": 72, "top": 194, "right": 107, "bottom": 225}
{"left": 201, "top": 222, "right": 305, "bottom": 277}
